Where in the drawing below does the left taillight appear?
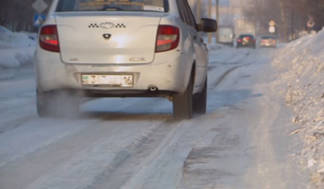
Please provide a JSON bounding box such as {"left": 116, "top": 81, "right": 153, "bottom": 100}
{"left": 39, "top": 25, "right": 60, "bottom": 52}
{"left": 155, "top": 25, "right": 180, "bottom": 53}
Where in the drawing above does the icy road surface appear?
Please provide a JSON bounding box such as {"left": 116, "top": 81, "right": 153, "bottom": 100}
{"left": 0, "top": 47, "right": 306, "bottom": 189}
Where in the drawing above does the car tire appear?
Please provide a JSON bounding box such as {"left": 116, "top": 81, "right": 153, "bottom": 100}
{"left": 173, "top": 73, "right": 193, "bottom": 119}
{"left": 193, "top": 78, "right": 207, "bottom": 114}
{"left": 37, "top": 90, "right": 80, "bottom": 118}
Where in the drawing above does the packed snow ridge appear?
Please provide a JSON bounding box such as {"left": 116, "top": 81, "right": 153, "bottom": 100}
{"left": 272, "top": 29, "right": 324, "bottom": 188}
{"left": 0, "top": 26, "right": 36, "bottom": 69}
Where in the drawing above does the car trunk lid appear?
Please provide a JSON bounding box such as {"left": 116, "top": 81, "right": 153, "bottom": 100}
{"left": 55, "top": 13, "right": 162, "bottom": 64}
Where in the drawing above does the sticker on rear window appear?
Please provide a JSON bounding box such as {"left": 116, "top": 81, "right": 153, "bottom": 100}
{"left": 143, "top": 5, "right": 164, "bottom": 12}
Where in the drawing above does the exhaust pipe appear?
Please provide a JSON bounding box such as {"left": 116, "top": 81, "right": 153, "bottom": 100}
{"left": 148, "top": 86, "right": 158, "bottom": 92}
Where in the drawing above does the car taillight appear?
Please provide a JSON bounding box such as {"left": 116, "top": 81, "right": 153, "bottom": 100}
{"left": 39, "top": 25, "right": 60, "bottom": 52}
{"left": 155, "top": 25, "right": 179, "bottom": 53}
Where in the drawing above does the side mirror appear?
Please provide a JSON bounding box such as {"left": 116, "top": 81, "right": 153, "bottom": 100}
{"left": 198, "top": 18, "right": 217, "bottom": 33}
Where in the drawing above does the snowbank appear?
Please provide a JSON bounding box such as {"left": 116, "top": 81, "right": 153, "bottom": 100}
{"left": 272, "top": 30, "right": 324, "bottom": 188}
{"left": 0, "top": 26, "right": 36, "bottom": 69}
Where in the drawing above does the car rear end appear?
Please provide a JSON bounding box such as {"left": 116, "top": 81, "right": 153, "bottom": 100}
{"left": 237, "top": 34, "right": 256, "bottom": 48}
{"left": 35, "top": 0, "right": 191, "bottom": 96}
{"left": 35, "top": 0, "right": 205, "bottom": 119}
{"left": 260, "top": 36, "right": 277, "bottom": 47}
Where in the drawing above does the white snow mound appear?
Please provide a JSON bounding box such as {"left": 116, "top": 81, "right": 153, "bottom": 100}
{"left": 272, "top": 29, "right": 324, "bottom": 187}
{"left": 0, "top": 26, "right": 36, "bottom": 69}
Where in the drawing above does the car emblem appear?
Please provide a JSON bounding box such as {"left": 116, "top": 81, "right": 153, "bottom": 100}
{"left": 99, "top": 22, "right": 115, "bottom": 29}
{"left": 103, "top": 33, "right": 111, "bottom": 40}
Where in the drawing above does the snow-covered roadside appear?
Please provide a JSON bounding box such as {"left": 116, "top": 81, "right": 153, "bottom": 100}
{"left": 0, "top": 37, "right": 309, "bottom": 188}
{"left": 272, "top": 30, "right": 324, "bottom": 188}
{"left": 0, "top": 26, "right": 35, "bottom": 70}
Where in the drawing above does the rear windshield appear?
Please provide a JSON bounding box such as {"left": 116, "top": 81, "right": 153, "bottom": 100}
{"left": 56, "top": 0, "right": 169, "bottom": 12}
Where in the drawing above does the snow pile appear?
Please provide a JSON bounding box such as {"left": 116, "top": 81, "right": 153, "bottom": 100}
{"left": 272, "top": 30, "right": 324, "bottom": 188}
{"left": 0, "top": 26, "right": 36, "bottom": 69}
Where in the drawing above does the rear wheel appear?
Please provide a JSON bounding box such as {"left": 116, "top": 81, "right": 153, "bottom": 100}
{"left": 193, "top": 78, "right": 207, "bottom": 114}
{"left": 173, "top": 73, "right": 194, "bottom": 119}
{"left": 37, "top": 90, "right": 80, "bottom": 118}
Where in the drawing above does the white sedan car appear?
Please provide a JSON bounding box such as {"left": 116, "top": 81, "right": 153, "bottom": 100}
{"left": 35, "top": 0, "right": 217, "bottom": 119}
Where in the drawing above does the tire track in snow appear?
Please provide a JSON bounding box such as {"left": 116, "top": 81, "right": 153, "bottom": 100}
{"left": 212, "top": 66, "right": 241, "bottom": 87}
{"left": 88, "top": 119, "right": 184, "bottom": 189}
{"left": 209, "top": 62, "right": 253, "bottom": 89}
{"left": 208, "top": 47, "right": 254, "bottom": 88}
{"left": 9, "top": 120, "right": 165, "bottom": 189}
{"left": 117, "top": 120, "right": 187, "bottom": 189}
{"left": 0, "top": 97, "right": 172, "bottom": 189}
{"left": 112, "top": 116, "right": 223, "bottom": 189}
{"left": 0, "top": 119, "right": 95, "bottom": 169}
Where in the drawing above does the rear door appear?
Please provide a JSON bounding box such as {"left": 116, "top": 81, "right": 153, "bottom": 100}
{"left": 177, "top": 0, "right": 208, "bottom": 90}
{"left": 55, "top": 0, "right": 167, "bottom": 64}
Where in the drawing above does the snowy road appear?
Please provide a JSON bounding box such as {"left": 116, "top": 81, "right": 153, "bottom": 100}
{"left": 0, "top": 47, "right": 306, "bottom": 189}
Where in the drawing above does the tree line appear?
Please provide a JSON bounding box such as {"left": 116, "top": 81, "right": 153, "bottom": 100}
{"left": 243, "top": 0, "right": 324, "bottom": 41}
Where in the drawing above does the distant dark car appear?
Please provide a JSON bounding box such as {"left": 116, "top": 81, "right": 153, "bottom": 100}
{"left": 260, "top": 36, "right": 277, "bottom": 48}
{"left": 236, "top": 34, "right": 256, "bottom": 48}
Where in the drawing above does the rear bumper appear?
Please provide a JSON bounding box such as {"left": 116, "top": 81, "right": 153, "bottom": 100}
{"left": 40, "top": 89, "right": 176, "bottom": 98}
{"left": 260, "top": 43, "right": 276, "bottom": 47}
{"left": 237, "top": 42, "right": 255, "bottom": 48}
{"left": 35, "top": 48, "right": 191, "bottom": 96}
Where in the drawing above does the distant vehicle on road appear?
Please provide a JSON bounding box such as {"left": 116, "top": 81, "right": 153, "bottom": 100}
{"left": 236, "top": 34, "right": 256, "bottom": 48}
{"left": 260, "top": 35, "right": 277, "bottom": 48}
{"left": 35, "top": 0, "right": 217, "bottom": 119}
{"left": 218, "top": 26, "right": 234, "bottom": 46}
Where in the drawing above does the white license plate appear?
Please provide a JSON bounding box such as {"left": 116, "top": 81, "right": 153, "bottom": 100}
{"left": 81, "top": 74, "right": 133, "bottom": 87}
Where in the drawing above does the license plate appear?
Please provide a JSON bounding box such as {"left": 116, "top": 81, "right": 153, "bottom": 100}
{"left": 81, "top": 74, "right": 133, "bottom": 87}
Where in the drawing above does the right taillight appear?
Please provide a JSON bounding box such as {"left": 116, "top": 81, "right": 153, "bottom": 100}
{"left": 39, "top": 25, "right": 60, "bottom": 52}
{"left": 155, "top": 25, "right": 180, "bottom": 53}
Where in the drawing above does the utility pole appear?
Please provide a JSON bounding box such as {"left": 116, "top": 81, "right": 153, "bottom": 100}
{"left": 215, "top": 0, "right": 220, "bottom": 42}
{"left": 197, "top": 0, "right": 201, "bottom": 21}
{"left": 290, "top": 6, "right": 295, "bottom": 40}
{"left": 255, "top": 0, "right": 259, "bottom": 36}
{"left": 208, "top": 0, "right": 212, "bottom": 43}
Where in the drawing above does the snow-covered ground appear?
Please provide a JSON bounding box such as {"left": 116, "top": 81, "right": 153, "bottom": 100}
{"left": 0, "top": 26, "right": 35, "bottom": 71}
{"left": 272, "top": 30, "right": 324, "bottom": 188}
{"left": 0, "top": 27, "right": 322, "bottom": 189}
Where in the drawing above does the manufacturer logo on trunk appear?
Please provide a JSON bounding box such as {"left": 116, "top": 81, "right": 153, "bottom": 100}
{"left": 88, "top": 22, "right": 126, "bottom": 29}
{"left": 100, "top": 22, "right": 115, "bottom": 29}
{"left": 103, "top": 33, "right": 112, "bottom": 40}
